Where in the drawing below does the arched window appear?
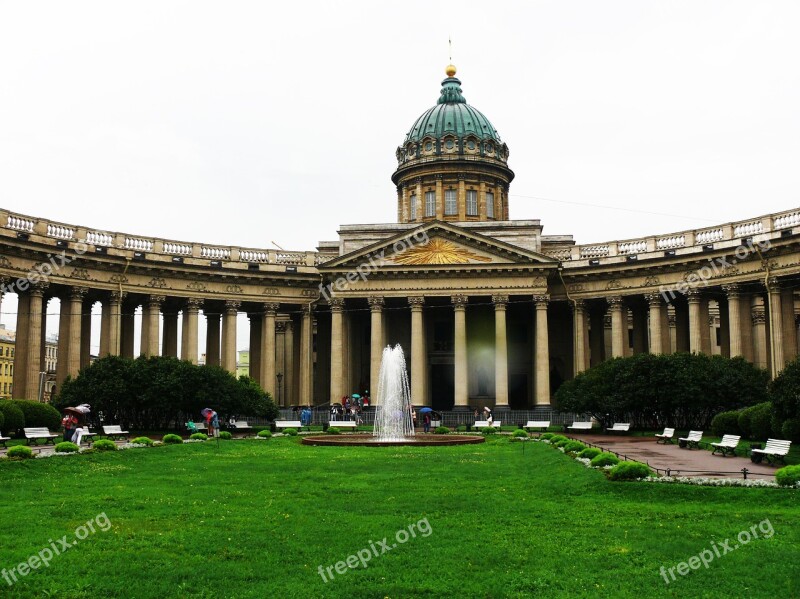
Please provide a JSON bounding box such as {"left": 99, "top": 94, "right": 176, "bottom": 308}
{"left": 425, "top": 192, "right": 436, "bottom": 217}
{"left": 486, "top": 192, "right": 495, "bottom": 218}
{"left": 466, "top": 190, "right": 477, "bottom": 216}
{"left": 444, "top": 189, "right": 457, "bottom": 215}
{"left": 410, "top": 194, "right": 417, "bottom": 220}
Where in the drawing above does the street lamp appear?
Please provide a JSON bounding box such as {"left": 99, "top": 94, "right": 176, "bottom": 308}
{"left": 276, "top": 372, "right": 283, "bottom": 405}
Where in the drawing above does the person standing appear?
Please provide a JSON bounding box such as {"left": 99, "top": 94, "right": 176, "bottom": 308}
{"left": 423, "top": 411, "right": 431, "bottom": 433}
{"left": 61, "top": 413, "right": 77, "bottom": 442}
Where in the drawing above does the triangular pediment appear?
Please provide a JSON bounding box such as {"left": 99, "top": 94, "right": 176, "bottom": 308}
{"left": 319, "top": 221, "right": 558, "bottom": 272}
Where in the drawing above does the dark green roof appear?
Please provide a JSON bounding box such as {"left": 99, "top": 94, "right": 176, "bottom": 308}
{"left": 403, "top": 76, "right": 502, "bottom": 144}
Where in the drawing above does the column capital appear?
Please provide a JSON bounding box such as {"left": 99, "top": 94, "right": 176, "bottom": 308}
{"left": 644, "top": 293, "right": 663, "bottom": 307}
{"left": 451, "top": 294, "right": 468, "bottom": 309}
{"left": 186, "top": 297, "right": 204, "bottom": 311}
{"left": 722, "top": 283, "right": 740, "bottom": 298}
{"left": 571, "top": 298, "right": 586, "bottom": 312}
{"left": 263, "top": 302, "right": 280, "bottom": 315}
{"left": 329, "top": 298, "right": 345, "bottom": 312}
{"left": 434, "top": 174, "right": 444, "bottom": 180}
{"left": 28, "top": 281, "right": 50, "bottom": 297}
{"left": 225, "top": 300, "right": 241, "bottom": 313}
{"left": 302, "top": 303, "right": 314, "bottom": 316}
{"left": 533, "top": 294, "right": 550, "bottom": 307}
{"left": 109, "top": 290, "right": 127, "bottom": 304}
{"left": 606, "top": 295, "right": 623, "bottom": 309}
{"left": 408, "top": 296, "right": 425, "bottom": 308}
{"left": 69, "top": 286, "right": 88, "bottom": 301}
{"left": 284, "top": 320, "right": 293, "bottom": 332}
{"left": 685, "top": 288, "right": 702, "bottom": 303}
{"left": 276, "top": 322, "right": 287, "bottom": 333}
{"left": 147, "top": 295, "right": 166, "bottom": 307}
{"left": 491, "top": 294, "right": 509, "bottom": 307}
{"left": 767, "top": 277, "right": 781, "bottom": 292}
{"left": 368, "top": 296, "right": 385, "bottom": 312}
{"left": 751, "top": 307, "right": 766, "bottom": 325}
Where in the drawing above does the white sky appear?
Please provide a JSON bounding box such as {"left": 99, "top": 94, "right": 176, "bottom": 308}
{"left": 1, "top": 0, "right": 799, "bottom": 354}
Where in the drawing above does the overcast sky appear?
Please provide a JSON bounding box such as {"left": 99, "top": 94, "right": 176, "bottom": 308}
{"left": 1, "top": 1, "right": 799, "bottom": 354}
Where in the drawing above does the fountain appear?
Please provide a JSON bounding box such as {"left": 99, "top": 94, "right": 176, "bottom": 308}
{"left": 302, "top": 345, "right": 484, "bottom": 447}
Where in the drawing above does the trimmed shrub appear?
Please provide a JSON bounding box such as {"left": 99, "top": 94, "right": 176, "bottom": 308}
{"left": 190, "top": 433, "right": 208, "bottom": 441}
{"left": 609, "top": 461, "right": 653, "bottom": 481}
{"left": 0, "top": 401, "right": 25, "bottom": 435}
{"left": 711, "top": 410, "right": 741, "bottom": 437}
{"left": 7, "top": 445, "right": 33, "bottom": 459}
{"left": 549, "top": 435, "right": 568, "bottom": 445}
{"left": 283, "top": 428, "right": 298, "bottom": 436}
{"left": 481, "top": 427, "right": 497, "bottom": 434}
{"left": 781, "top": 418, "right": 800, "bottom": 443}
{"left": 162, "top": 433, "right": 183, "bottom": 444}
{"left": 326, "top": 427, "right": 341, "bottom": 435}
{"left": 590, "top": 452, "right": 620, "bottom": 468}
{"left": 456, "top": 425, "right": 467, "bottom": 432}
{"left": 12, "top": 400, "right": 61, "bottom": 431}
{"left": 738, "top": 402, "right": 773, "bottom": 440}
{"left": 563, "top": 441, "right": 586, "bottom": 454}
{"left": 131, "top": 436, "right": 154, "bottom": 446}
{"left": 511, "top": 429, "right": 528, "bottom": 438}
{"left": 257, "top": 429, "right": 273, "bottom": 438}
{"left": 553, "top": 438, "right": 572, "bottom": 448}
{"left": 219, "top": 431, "right": 232, "bottom": 440}
{"left": 775, "top": 464, "right": 800, "bottom": 487}
{"left": 435, "top": 426, "right": 450, "bottom": 434}
{"left": 578, "top": 447, "right": 602, "bottom": 460}
{"left": 92, "top": 439, "right": 117, "bottom": 451}
{"left": 540, "top": 432, "right": 554, "bottom": 440}
{"left": 55, "top": 442, "right": 79, "bottom": 454}
{"left": 770, "top": 356, "right": 800, "bottom": 425}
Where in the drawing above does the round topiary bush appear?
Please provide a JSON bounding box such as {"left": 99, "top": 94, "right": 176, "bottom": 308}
{"left": 711, "top": 410, "right": 741, "bottom": 437}
{"left": 326, "top": 427, "right": 341, "bottom": 435}
{"left": 540, "top": 432, "right": 554, "bottom": 440}
{"left": 511, "top": 429, "right": 528, "bottom": 438}
{"left": 219, "top": 431, "right": 232, "bottom": 440}
{"left": 283, "top": 428, "right": 298, "bottom": 436}
{"left": 609, "top": 461, "right": 653, "bottom": 481}
{"left": 7, "top": 445, "right": 33, "bottom": 459}
{"left": 590, "top": 452, "right": 620, "bottom": 468}
{"left": 456, "top": 425, "right": 467, "bottom": 432}
{"left": 190, "top": 433, "right": 208, "bottom": 441}
{"left": 549, "top": 434, "right": 567, "bottom": 445}
{"left": 578, "top": 447, "right": 602, "bottom": 460}
{"left": 162, "top": 433, "right": 183, "bottom": 444}
{"left": 12, "top": 400, "right": 61, "bottom": 431}
{"left": 92, "top": 439, "right": 117, "bottom": 451}
{"left": 563, "top": 441, "right": 586, "bottom": 454}
{"left": 553, "top": 438, "right": 573, "bottom": 448}
{"left": 781, "top": 418, "right": 800, "bottom": 443}
{"left": 481, "top": 427, "right": 496, "bottom": 434}
{"left": 435, "top": 426, "right": 450, "bottom": 434}
{"left": 257, "top": 429, "right": 273, "bottom": 438}
{"left": 55, "top": 441, "right": 79, "bottom": 453}
{"left": 0, "top": 400, "right": 25, "bottom": 435}
{"left": 738, "top": 402, "right": 774, "bottom": 440}
{"left": 131, "top": 436, "right": 154, "bottom": 446}
{"left": 775, "top": 464, "right": 800, "bottom": 487}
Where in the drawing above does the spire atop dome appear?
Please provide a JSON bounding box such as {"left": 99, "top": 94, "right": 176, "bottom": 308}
{"left": 445, "top": 63, "right": 457, "bottom": 77}
{"left": 438, "top": 67, "right": 466, "bottom": 105}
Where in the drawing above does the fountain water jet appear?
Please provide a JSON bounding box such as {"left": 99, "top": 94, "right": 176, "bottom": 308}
{"left": 373, "top": 345, "right": 415, "bottom": 442}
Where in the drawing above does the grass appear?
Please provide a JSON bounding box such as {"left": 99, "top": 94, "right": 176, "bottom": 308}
{"left": 0, "top": 437, "right": 798, "bottom": 598}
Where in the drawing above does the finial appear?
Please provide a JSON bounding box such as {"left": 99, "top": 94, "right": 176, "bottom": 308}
{"left": 445, "top": 64, "right": 457, "bottom": 77}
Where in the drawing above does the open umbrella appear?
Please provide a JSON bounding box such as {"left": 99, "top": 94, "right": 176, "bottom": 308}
{"left": 484, "top": 406, "right": 491, "bottom": 412}
{"left": 419, "top": 407, "right": 434, "bottom": 413}
{"left": 201, "top": 408, "right": 214, "bottom": 417}
{"left": 351, "top": 393, "right": 361, "bottom": 399}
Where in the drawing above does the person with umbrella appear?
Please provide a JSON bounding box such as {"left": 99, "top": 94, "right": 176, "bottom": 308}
{"left": 64, "top": 404, "right": 92, "bottom": 445}
{"left": 202, "top": 408, "right": 220, "bottom": 439}
{"left": 419, "top": 407, "right": 434, "bottom": 433}
{"left": 484, "top": 406, "right": 493, "bottom": 427}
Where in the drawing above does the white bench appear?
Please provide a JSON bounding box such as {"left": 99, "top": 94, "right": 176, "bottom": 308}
{"left": 525, "top": 420, "right": 550, "bottom": 432}
{"left": 607, "top": 423, "right": 630, "bottom": 433}
{"left": 710, "top": 434, "right": 741, "bottom": 456}
{"left": 229, "top": 421, "right": 252, "bottom": 435}
{"left": 655, "top": 427, "right": 675, "bottom": 444}
{"left": 0, "top": 431, "right": 9, "bottom": 447}
{"left": 24, "top": 427, "right": 58, "bottom": 445}
{"left": 102, "top": 425, "right": 129, "bottom": 440}
{"left": 73, "top": 429, "right": 96, "bottom": 445}
{"left": 474, "top": 420, "right": 501, "bottom": 429}
{"left": 276, "top": 420, "right": 302, "bottom": 430}
{"left": 678, "top": 430, "right": 703, "bottom": 449}
{"left": 328, "top": 421, "right": 358, "bottom": 429}
{"left": 192, "top": 422, "right": 207, "bottom": 432}
{"left": 751, "top": 438, "right": 792, "bottom": 464}
{"left": 567, "top": 422, "right": 593, "bottom": 431}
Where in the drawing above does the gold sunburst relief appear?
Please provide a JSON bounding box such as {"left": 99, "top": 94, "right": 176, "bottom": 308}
{"left": 390, "top": 238, "right": 493, "bottom": 265}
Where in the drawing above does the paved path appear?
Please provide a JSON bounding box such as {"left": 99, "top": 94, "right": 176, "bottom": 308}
{"left": 566, "top": 433, "right": 779, "bottom": 479}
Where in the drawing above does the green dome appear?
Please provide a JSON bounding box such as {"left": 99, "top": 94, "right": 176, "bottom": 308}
{"left": 403, "top": 76, "right": 502, "bottom": 144}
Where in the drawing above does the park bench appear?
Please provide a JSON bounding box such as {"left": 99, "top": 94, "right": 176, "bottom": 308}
{"left": 475, "top": 420, "right": 501, "bottom": 429}
{"left": 230, "top": 421, "right": 252, "bottom": 435}
{"left": 606, "top": 423, "right": 630, "bottom": 433}
{"left": 0, "top": 431, "right": 9, "bottom": 447}
{"left": 655, "top": 427, "right": 675, "bottom": 444}
{"left": 102, "top": 425, "right": 129, "bottom": 440}
{"left": 276, "top": 420, "right": 303, "bottom": 430}
{"left": 567, "top": 421, "right": 593, "bottom": 431}
{"left": 24, "top": 427, "right": 58, "bottom": 445}
{"left": 192, "top": 422, "right": 207, "bottom": 432}
{"left": 328, "top": 421, "right": 358, "bottom": 429}
{"left": 525, "top": 420, "right": 550, "bottom": 433}
{"left": 751, "top": 439, "right": 792, "bottom": 465}
{"left": 710, "top": 434, "right": 741, "bottom": 456}
{"left": 72, "top": 429, "right": 96, "bottom": 445}
{"left": 678, "top": 430, "right": 703, "bottom": 449}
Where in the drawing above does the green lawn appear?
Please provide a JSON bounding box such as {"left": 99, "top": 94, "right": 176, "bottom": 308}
{"left": 0, "top": 438, "right": 798, "bottom": 598}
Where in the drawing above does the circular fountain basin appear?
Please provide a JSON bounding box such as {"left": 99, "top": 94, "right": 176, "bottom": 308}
{"left": 301, "top": 434, "right": 485, "bottom": 447}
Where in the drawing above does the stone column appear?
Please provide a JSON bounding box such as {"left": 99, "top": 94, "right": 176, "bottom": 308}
{"left": 25, "top": 283, "right": 48, "bottom": 400}
{"left": 369, "top": 297, "right": 385, "bottom": 400}
{"left": 329, "top": 298, "right": 345, "bottom": 403}
{"left": 752, "top": 299, "right": 768, "bottom": 370}
{"left": 767, "top": 278, "right": 785, "bottom": 376}
{"left": 67, "top": 287, "right": 86, "bottom": 378}
{"left": 534, "top": 295, "right": 551, "bottom": 405}
{"left": 415, "top": 178, "right": 423, "bottom": 223}
{"left": 261, "top": 303, "right": 279, "bottom": 397}
{"left": 572, "top": 299, "right": 588, "bottom": 374}
{"left": 107, "top": 292, "right": 124, "bottom": 356}
{"left": 12, "top": 292, "right": 31, "bottom": 399}
{"left": 162, "top": 308, "right": 179, "bottom": 358}
{"left": 409, "top": 296, "right": 427, "bottom": 406}
{"left": 56, "top": 294, "right": 72, "bottom": 386}
{"left": 221, "top": 300, "right": 240, "bottom": 372}
{"left": 98, "top": 299, "right": 110, "bottom": 357}
{"left": 434, "top": 175, "right": 444, "bottom": 219}
{"left": 299, "top": 304, "right": 313, "bottom": 404}
{"left": 646, "top": 293, "right": 664, "bottom": 354}
{"left": 142, "top": 295, "right": 164, "bottom": 357}
{"left": 723, "top": 284, "right": 743, "bottom": 357}
{"left": 275, "top": 322, "right": 286, "bottom": 406}
{"left": 284, "top": 320, "right": 295, "bottom": 405}
{"left": 699, "top": 297, "right": 712, "bottom": 354}
{"left": 687, "top": 289, "right": 703, "bottom": 354}
{"left": 206, "top": 312, "right": 221, "bottom": 366}
{"left": 493, "top": 295, "right": 509, "bottom": 407}
{"left": 457, "top": 175, "right": 466, "bottom": 220}
{"left": 181, "top": 298, "right": 202, "bottom": 364}
{"left": 248, "top": 312, "right": 262, "bottom": 382}
{"left": 80, "top": 299, "right": 92, "bottom": 368}
{"left": 631, "top": 302, "right": 648, "bottom": 354}
{"left": 781, "top": 288, "right": 798, "bottom": 365}
{"left": 608, "top": 296, "right": 626, "bottom": 358}
{"left": 478, "top": 179, "right": 487, "bottom": 219}
{"left": 452, "top": 295, "right": 468, "bottom": 407}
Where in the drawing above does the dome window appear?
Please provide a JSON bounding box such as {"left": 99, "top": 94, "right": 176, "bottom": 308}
{"left": 467, "top": 140, "right": 476, "bottom": 150}
{"left": 425, "top": 141, "right": 433, "bottom": 151}
{"left": 445, "top": 139, "right": 455, "bottom": 149}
